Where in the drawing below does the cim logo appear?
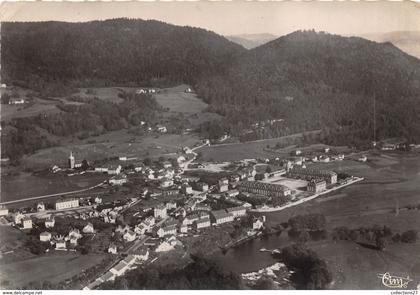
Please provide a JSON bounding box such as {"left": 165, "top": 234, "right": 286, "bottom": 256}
{"left": 377, "top": 272, "right": 413, "bottom": 289}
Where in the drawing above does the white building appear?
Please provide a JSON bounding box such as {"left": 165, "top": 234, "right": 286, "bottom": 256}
{"left": 22, "top": 217, "right": 32, "bottom": 229}
{"left": 108, "top": 244, "right": 118, "bottom": 254}
{"left": 82, "top": 222, "right": 95, "bottom": 234}
{"left": 55, "top": 199, "right": 79, "bottom": 210}
{"left": 154, "top": 205, "right": 167, "bottom": 219}
{"left": 109, "top": 174, "right": 128, "bottom": 186}
{"left": 194, "top": 217, "right": 211, "bottom": 230}
{"left": 45, "top": 217, "right": 55, "bottom": 228}
{"left": 226, "top": 206, "right": 247, "bottom": 218}
{"left": 37, "top": 202, "right": 46, "bottom": 212}
{"left": 160, "top": 178, "right": 174, "bottom": 188}
{"left": 108, "top": 165, "right": 122, "bottom": 175}
{"left": 0, "top": 207, "right": 8, "bottom": 216}
{"left": 40, "top": 232, "right": 52, "bottom": 242}
{"left": 210, "top": 210, "right": 234, "bottom": 225}
{"left": 14, "top": 212, "right": 25, "bottom": 224}
{"left": 123, "top": 230, "right": 136, "bottom": 242}
{"left": 182, "top": 184, "right": 193, "bottom": 195}
{"left": 156, "top": 225, "right": 177, "bottom": 238}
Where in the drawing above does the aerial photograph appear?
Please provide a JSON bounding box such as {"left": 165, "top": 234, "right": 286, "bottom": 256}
{"left": 0, "top": 0, "right": 419, "bottom": 291}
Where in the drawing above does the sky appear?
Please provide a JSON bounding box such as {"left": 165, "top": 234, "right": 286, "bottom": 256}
{"left": 1, "top": 1, "right": 420, "bottom": 37}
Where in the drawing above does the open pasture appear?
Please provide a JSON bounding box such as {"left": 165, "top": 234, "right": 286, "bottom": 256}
{"left": 0, "top": 253, "right": 106, "bottom": 289}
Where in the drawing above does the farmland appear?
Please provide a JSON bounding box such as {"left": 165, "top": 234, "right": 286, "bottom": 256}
{"left": 199, "top": 132, "right": 324, "bottom": 162}
{"left": 0, "top": 172, "right": 108, "bottom": 203}
{"left": 0, "top": 253, "right": 107, "bottom": 289}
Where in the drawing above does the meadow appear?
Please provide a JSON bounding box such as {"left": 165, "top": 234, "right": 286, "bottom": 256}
{"left": 0, "top": 252, "right": 107, "bottom": 289}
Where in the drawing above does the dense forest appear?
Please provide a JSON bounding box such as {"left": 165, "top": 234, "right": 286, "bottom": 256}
{"left": 195, "top": 30, "right": 420, "bottom": 145}
{"left": 98, "top": 254, "right": 245, "bottom": 289}
{"left": 1, "top": 19, "right": 244, "bottom": 88}
{"left": 2, "top": 19, "right": 420, "bottom": 160}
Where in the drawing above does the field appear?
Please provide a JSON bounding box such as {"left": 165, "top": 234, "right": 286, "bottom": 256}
{"left": 19, "top": 131, "right": 201, "bottom": 169}
{"left": 0, "top": 253, "right": 107, "bottom": 289}
{"left": 1, "top": 98, "right": 60, "bottom": 121}
{"left": 199, "top": 133, "right": 323, "bottom": 162}
{"left": 0, "top": 172, "right": 108, "bottom": 203}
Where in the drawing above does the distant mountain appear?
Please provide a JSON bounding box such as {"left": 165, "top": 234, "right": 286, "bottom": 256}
{"left": 226, "top": 33, "right": 277, "bottom": 49}
{"left": 196, "top": 30, "right": 420, "bottom": 143}
{"left": 1, "top": 18, "right": 245, "bottom": 88}
{"left": 360, "top": 31, "right": 420, "bottom": 59}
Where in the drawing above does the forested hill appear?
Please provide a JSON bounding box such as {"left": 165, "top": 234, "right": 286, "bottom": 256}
{"left": 195, "top": 30, "right": 420, "bottom": 144}
{"left": 2, "top": 21, "right": 420, "bottom": 145}
{"left": 1, "top": 18, "right": 245, "bottom": 88}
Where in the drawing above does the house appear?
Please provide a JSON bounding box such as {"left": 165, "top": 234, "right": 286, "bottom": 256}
{"left": 178, "top": 223, "right": 188, "bottom": 233}
{"left": 108, "top": 165, "right": 122, "bottom": 175}
{"left": 45, "top": 217, "right": 55, "bottom": 228}
{"left": 9, "top": 98, "right": 26, "bottom": 105}
{"left": 68, "top": 228, "right": 82, "bottom": 240}
{"left": 14, "top": 212, "right": 25, "bottom": 224}
{"left": 225, "top": 206, "right": 247, "bottom": 218}
{"left": 154, "top": 204, "right": 167, "bottom": 219}
{"left": 123, "top": 230, "right": 137, "bottom": 242}
{"left": 0, "top": 207, "right": 8, "bottom": 216}
{"left": 185, "top": 87, "right": 193, "bottom": 93}
{"left": 252, "top": 217, "right": 265, "bottom": 230}
{"left": 55, "top": 239, "right": 67, "bottom": 250}
{"left": 95, "top": 167, "right": 109, "bottom": 173}
{"left": 100, "top": 272, "right": 116, "bottom": 282}
{"left": 181, "top": 184, "right": 193, "bottom": 195}
{"left": 37, "top": 202, "right": 46, "bottom": 212}
{"left": 237, "top": 171, "right": 248, "bottom": 180}
{"left": 319, "top": 156, "right": 330, "bottom": 163}
{"left": 177, "top": 155, "right": 186, "bottom": 163}
{"left": 294, "top": 150, "right": 302, "bottom": 156}
{"left": 94, "top": 196, "right": 103, "bottom": 204}
{"left": 194, "top": 217, "right": 211, "bottom": 230}
{"left": 136, "top": 248, "right": 149, "bottom": 261}
{"left": 230, "top": 175, "right": 240, "bottom": 182}
{"left": 55, "top": 198, "right": 79, "bottom": 210}
{"left": 218, "top": 183, "right": 229, "bottom": 193}
{"left": 195, "top": 182, "right": 209, "bottom": 192}
{"left": 108, "top": 244, "right": 118, "bottom": 254}
{"left": 123, "top": 254, "right": 137, "bottom": 266}
{"left": 135, "top": 223, "right": 148, "bottom": 235}
{"left": 195, "top": 203, "right": 211, "bottom": 211}
{"left": 218, "top": 178, "right": 229, "bottom": 186}
{"left": 225, "top": 190, "right": 240, "bottom": 198}
{"left": 324, "top": 147, "right": 330, "bottom": 153}
{"left": 358, "top": 155, "right": 368, "bottom": 162}
{"left": 109, "top": 174, "right": 127, "bottom": 186}
{"left": 165, "top": 201, "right": 177, "bottom": 210}
{"left": 145, "top": 216, "right": 155, "bottom": 226}
{"left": 307, "top": 179, "right": 327, "bottom": 193}
{"left": 69, "top": 237, "right": 78, "bottom": 246}
{"left": 82, "top": 222, "right": 95, "bottom": 234}
{"left": 22, "top": 217, "right": 33, "bottom": 229}
{"left": 160, "top": 177, "right": 174, "bottom": 188}
{"left": 182, "top": 214, "right": 200, "bottom": 225}
{"left": 156, "top": 224, "right": 177, "bottom": 238}
{"left": 210, "top": 210, "right": 234, "bottom": 225}
{"left": 162, "top": 161, "right": 172, "bottom": 169}
{"left": 110, "top": 261, "right": 130, "bottom": 276}
{"left": 156, "top": 125, "right": 167, "bottom": 133}
{"left": 40, "top": 232, "right": 52, "bottom": 242}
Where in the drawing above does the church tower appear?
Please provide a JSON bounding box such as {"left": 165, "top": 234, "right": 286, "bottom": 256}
{"left": 69, "top": 151, "right": 75, "bottom": 169}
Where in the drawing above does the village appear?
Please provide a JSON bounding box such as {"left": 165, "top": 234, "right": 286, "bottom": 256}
{"left": 0, "top": 137, "right": 370, "bottom": 289}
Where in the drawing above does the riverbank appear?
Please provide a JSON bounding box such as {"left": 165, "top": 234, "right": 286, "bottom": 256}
{"left": 249, "top": 177, "right": 364, "bottom": 213}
